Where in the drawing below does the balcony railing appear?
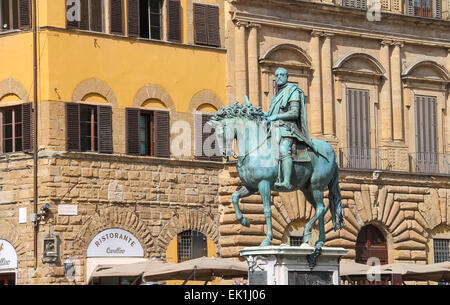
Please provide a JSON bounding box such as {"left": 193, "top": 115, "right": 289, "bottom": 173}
{"left": 338, "top": 148, "right": 450, "bottom": 175}
{"left": 339, "top": 147, "right": 393, "bottom": 171}
{"left": 409, "top": 152, "right": 450, "bottom": 175}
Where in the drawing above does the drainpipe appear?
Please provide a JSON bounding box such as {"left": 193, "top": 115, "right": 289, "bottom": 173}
{"left": 32, "top": 0, "right": 39, "bottom": 270}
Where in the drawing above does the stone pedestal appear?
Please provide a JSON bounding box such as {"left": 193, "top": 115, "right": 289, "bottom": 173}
{"left": 240, "top": 245, "right": 348, "bottom": 285}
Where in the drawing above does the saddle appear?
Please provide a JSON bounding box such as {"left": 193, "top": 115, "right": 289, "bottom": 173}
{"left": 291, "top": 142, "right": 313, "bottom": 163}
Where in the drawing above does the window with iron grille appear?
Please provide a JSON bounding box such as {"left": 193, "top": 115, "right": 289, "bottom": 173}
{"left": 290, "top": 236, "right": 303, "bottom": 247}
{"left": 434, "top": 239, "right": 450, "bottom": 263}
{"left": 177, "top": 230, "right": 207, "bottom": 263}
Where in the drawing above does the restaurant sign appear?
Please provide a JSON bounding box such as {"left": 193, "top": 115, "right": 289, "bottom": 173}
{"left": 0, "top": 240, "right": 18, "bottom": 270}
{"left": 86, "top": 228, "right": 144, "bottom": 257}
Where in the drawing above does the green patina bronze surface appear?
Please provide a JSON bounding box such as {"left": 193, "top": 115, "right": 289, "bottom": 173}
{"left": 208, "top": 68, "right": 345, "bottom": 254}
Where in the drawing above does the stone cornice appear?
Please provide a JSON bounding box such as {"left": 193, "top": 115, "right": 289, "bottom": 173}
{"left": 37, "top": 151, "right": 225, "bottom": 169}
{"left": 232, "top": 9, "right": 450, "bottom": 48}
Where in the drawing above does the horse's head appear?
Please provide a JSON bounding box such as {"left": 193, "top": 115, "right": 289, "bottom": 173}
{"left": 207, "top": 116, "right": 236, "bottom": 159}
{"left": 207, "top": 101, "right": 268, "bottom": 160}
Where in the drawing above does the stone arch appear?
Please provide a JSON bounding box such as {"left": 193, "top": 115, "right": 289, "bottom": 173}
{"left": 72, "top": 78, "right": 118, "bottom": 108}
{"left": 260, "top": 44, "right": 312, "bottom": 68}
{"left": 0, "top": 220, "right": 28, "bottom": 263}
{"left": 74, "top": 207, "right": 154, "bottom": 257}
{"left": 333, "top": 53, "right": 387, "bottom": 78}
{"left": 402, "top": 60, "right": 450, "bottom": 81}
{"left": 188, "top": 89, "right": 224, "bottom": 114}
{"left": 0, "top": 78, "right": 30, "bottom": 103}
{"left": 156, "top": 210, "right": 219, "bottom": 257}
{"left": 132, "top": 84, "right": 176, "bottom": 112}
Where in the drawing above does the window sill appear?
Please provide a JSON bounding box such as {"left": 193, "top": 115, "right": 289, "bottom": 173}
{"left": 0, "top": 29, "right": 29, "bottom": 37}
{"left": 41, "top": 26, "right": 227, "bottom": 53}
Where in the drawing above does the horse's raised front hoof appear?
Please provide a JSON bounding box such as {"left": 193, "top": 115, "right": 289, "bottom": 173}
{"left": 259, "top": 238, "right": 271, "bottom": 247}
{"left": 238, "top": 217, "right": 250, "bottom": 227}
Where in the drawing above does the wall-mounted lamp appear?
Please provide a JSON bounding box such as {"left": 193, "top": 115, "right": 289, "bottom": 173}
{"left": 31, "top": 204, "right": 51, "bottom": 225}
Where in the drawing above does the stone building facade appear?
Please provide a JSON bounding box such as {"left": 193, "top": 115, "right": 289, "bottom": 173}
{"left": 219, "top": 0, "right": 450, "bottom": 270}
{"left": 0, "top": 0, "right": 226, "bottom": 285}
{"left": 0, "top": 0, "right": 449, "bottom": 286}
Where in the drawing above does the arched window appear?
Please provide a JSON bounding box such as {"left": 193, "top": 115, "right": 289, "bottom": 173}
{"left": 355, "top": 225, "right": 388, "bottom": 265}
{"left": 177, "top": 230, "right": 207, "bottom": 263}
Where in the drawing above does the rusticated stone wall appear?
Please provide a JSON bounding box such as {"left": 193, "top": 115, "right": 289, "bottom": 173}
{"left": 218, "top": 164, "right": 450, "bottom": 264}
{"left": 0, "top": 151, "right": 223, "bottom": 284}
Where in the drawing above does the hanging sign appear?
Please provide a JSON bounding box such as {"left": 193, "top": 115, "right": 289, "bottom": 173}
{"left": 86, "top": 228, "right": 144, "bottom": 257}
{"left": 0, "top": 240, "right": 18, "bottom": 270}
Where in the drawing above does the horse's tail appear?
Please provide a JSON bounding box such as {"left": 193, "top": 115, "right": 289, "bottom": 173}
{"left": 328, "top": 164, "right": 344, "bottom": 231}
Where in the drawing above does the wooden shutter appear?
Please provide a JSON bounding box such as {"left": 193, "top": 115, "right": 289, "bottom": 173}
{"left": 98, "top": 106, "right": 113, "bottom": 154}
{"left": 110, "top": 0, "right": 124, "bottom": 34}
{"left": 406, "top": 0, "right": 415, "bottom": 15}
{"left": 193, "top": 3, "right": 208, "bottom": 45}
{"left": 167, "top": 0, "right": 181, "bottom": 42}
{"left": 346, "top": 89, "right": 370, "bottom": 169}
{"left": 126, "top": 108, "right": 140, "bottom": 155}
{"left": 154, "top": 111, "right": 170, "bottom": 158}
{"left": 206, "top": 5, "right": 220, "bottom": 47}
{"left": 127, "top": 0, "right": 140, "bottom": 37}
{"left": 194, "top": 113, "right": 204, "bottom": 159}
{"left": 433, "top": 0, "right": 442, "bottom": 18}
{"left": 19, "top": 0, "right": 31, "bottom": 29}
{"left": 202, "top": 114, "right": 220, "bottom": 161}
{"left": 66, "top": 103, "right": 81, "bottom": 151}
{"left": 195, "top": 113, "right": 221, "bottom": 161}
{"left": 66, "top": 0, "right": 80, "bottom": 29}
{"left": 192, "top": 231, "right": 207, "bottom": 259}
{"left": 21, "top": 103, "right": 32, "bottom": 152}
{"left": 415, "top": 95, "right": 438, "bottom": 173}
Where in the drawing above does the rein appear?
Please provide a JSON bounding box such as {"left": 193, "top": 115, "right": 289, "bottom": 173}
{"left": 223, "top": 121, "right": 273, "bottom": 165}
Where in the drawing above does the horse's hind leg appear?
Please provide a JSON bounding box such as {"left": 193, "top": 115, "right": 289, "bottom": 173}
{"left": 232, "top": 185, "right": 254, "bottom": 227}
{"left": 304, "top": 187, "right": 327, "bottom": 249}
{"left": 258, "top": 180, "right": 272, "bottom": 247}
{"left": 301, "top": 186, "right": 317, "bottom": 246}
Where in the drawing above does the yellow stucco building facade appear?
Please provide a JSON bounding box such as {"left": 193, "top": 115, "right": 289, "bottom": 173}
{"left": 0, "top": 0, "right": 226, "bottom": 285}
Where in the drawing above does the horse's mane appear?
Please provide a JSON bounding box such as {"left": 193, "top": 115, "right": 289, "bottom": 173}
{"left": 211, "top": 102, "right": 267, "bottom": 122}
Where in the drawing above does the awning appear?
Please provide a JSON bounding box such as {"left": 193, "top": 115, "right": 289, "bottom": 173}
{"left": 143, "top": 257, "right": 248, "bottom": 283}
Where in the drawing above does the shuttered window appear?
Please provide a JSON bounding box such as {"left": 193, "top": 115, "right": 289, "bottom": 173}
{"left": 195, "top": 113, "right": 221, "bottom": 161}
{"left": 110, "top": 0, "right": 124, "bottom": 34}
{"left": 0, "top": 104, "right": 32, "bottom": 153}
{"left": 177, "top": 230, "right": 207, "bottom": 263}
{"left": 415, "top": 95, "right": 438, "bottom": 173}
{"left": 346, "top": 88, "right": 371, "bottom": 169}
{"left": 413, "top": 0, "right": 433, "bottom": 17}
{"left": 128, "top": 0, "right": 163, "bottom": 39}
{"left": 342, "top": 0, "right": 367, "bottom": 9}
{"left": 66, "top": 103, "right": 113, "bottom": 154}
{"left": 167, "top": 0, "right": 181, "bottom": 42}
{"left": 0, "top": 0, "right": 30, "bottom": 31}
{"left": 126, "top": 108, "right": 170, "bottom": 158}
{"left": 193, "top": 3, "right": 220, "bottom": 47}
{"left": 66, "top": 0, "right": 104, "bottom": 32}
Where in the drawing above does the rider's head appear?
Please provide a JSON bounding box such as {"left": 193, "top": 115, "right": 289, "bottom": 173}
{"left": 275, "top": 67, "right": 289, "bottom": 87}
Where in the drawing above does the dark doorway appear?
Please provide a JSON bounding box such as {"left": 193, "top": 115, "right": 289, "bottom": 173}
{"left": 0, "top": 273, "right": 15, "bottom": 285}
{"left": 356, "top": 224, "right": 388, "bottom": 265}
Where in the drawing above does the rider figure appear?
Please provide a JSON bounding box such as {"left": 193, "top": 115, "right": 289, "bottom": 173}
{"left": 266, "top": 67, "right": 321, "bottom": 190}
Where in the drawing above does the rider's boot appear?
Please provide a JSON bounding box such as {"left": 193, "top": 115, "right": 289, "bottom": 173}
{"left": 275, "top": 156, "right": 293, "bottom": 190}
